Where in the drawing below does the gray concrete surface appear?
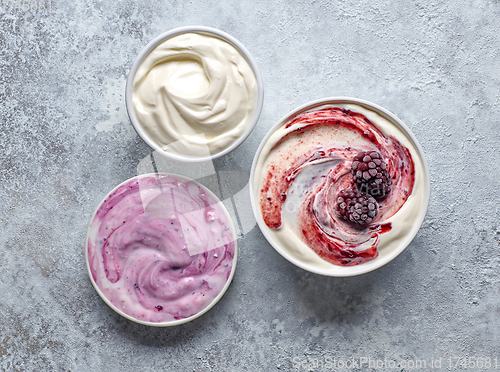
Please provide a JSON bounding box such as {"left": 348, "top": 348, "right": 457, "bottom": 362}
{"left": 1, "top": 0, "right": 500, "bottom": 371}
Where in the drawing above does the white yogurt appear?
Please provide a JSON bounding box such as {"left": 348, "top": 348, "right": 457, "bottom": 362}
{"left": 131, "top": 32, "right": 259, "bottom": 158}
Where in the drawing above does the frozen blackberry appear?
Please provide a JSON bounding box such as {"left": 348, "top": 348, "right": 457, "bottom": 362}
{"left": 351, "top": 151, "right": 392, "bottom": 199}
{"left": 335, "top": 188, "right": 378, "bottom": 227}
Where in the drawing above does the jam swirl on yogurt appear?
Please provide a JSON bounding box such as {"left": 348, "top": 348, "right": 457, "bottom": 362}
{"left": 87, "top": 174, "right": 236, "bottom": 323}
{"left": 258, "top": 107, "right": 415, "bottom": 266}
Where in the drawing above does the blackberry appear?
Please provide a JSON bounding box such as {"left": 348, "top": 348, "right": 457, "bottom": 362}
{"left": 352, "top": 151, "right": 392, "bottom": 199}
{"left": 335, "top": 188, "right": 378, "bottom": 226}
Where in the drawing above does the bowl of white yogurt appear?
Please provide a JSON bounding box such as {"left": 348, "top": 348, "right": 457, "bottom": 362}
{"left": 250, "top": 97, "right": 430, "bottom": 277}
{"left": 126, "top": 26, "right": 264, "bottom": 162}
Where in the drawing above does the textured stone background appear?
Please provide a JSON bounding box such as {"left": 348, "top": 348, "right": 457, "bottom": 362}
{"left": 1, "top": 0, "right": 500, "bottom": 371}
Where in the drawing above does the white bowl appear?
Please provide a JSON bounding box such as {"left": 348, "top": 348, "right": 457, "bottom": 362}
{"left": 86, "top": 173, "right": 238, "bottom": 326}
{"left": 125, "top": 26, "right": 264, "bottom": 162}
{"left": 250, "top": 97, "right": 430, "bottom": 277}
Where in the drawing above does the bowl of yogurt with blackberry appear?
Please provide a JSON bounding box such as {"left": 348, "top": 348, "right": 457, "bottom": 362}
{"left": 126, "top": 26, "right": 264, "bottom": 162}
{"left": 250, "top": 97, "right": 430, "bottom": 277}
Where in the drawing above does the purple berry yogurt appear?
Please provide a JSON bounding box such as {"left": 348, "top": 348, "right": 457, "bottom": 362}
{"left": 86, "top": 174, "right": 237, "bottom": 325}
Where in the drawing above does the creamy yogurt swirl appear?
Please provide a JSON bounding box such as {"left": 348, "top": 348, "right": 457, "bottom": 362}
{"left": 253, "top": 104, "right": 426, "bottom": 270}
{"left": 86, "top": 174, "right": 236, "bottom": 323}
{"left": 131, "top": 32, "right": 259, "bottom": 158}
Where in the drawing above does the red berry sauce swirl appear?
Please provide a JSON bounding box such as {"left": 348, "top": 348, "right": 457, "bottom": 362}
{"left": 259, "top": 107, "right": 415, "bottom": 266}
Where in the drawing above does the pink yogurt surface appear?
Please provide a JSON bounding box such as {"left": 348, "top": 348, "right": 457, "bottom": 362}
{"left": 86, "top": 174, "right": 236, "bottom": 323}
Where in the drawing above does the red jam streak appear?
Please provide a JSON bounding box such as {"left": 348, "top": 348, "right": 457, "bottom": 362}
{"left": 260, "top": 107, "right": 415, "bottom": 266}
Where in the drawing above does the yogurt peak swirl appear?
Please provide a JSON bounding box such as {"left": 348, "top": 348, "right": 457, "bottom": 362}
{"left": 131, "top": 32, "right": 259, "bottom": 158}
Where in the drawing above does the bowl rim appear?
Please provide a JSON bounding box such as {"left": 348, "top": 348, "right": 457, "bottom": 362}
{"left": 249, "top": 97, "right": 431, "bottom": 277}
{"left": 85, "top": 173, "right": 238, "bottom": 327}
{"left": 125, "top": 25, "right": 265, "bottom": 163}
